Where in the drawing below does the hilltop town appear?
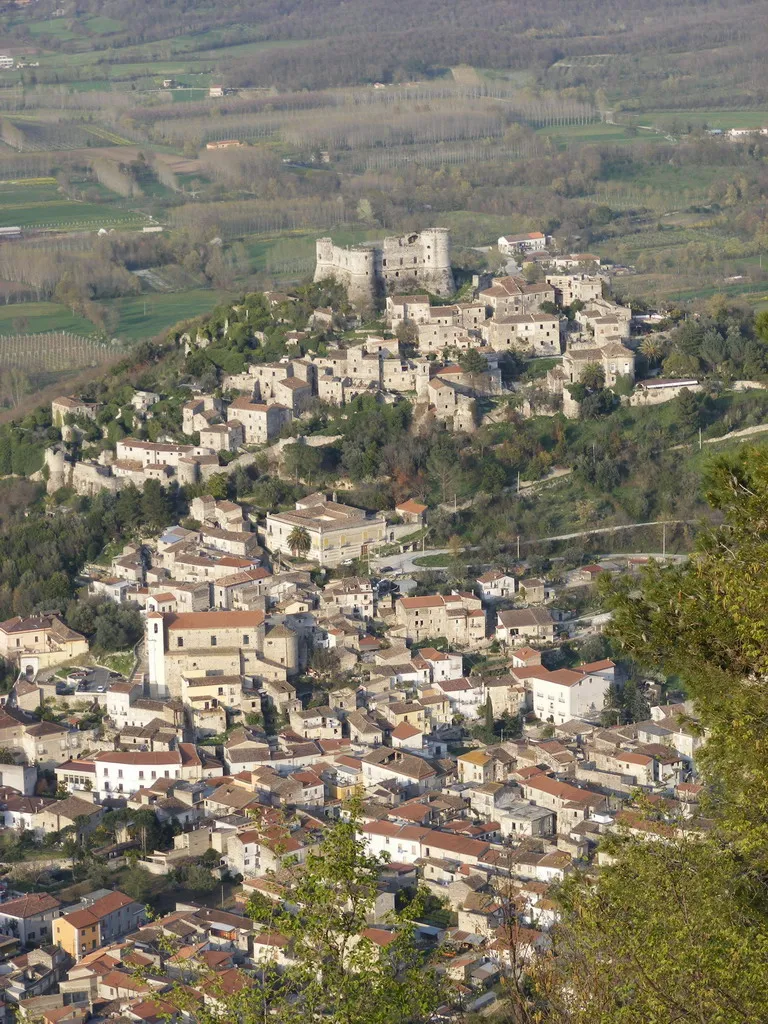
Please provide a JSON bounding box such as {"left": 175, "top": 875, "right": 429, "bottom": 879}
{"left": 42, "top": 226, "right": 696, "bottom": 504}
{"left": 0, "top": 227, "right": 717, "bottom": 1022}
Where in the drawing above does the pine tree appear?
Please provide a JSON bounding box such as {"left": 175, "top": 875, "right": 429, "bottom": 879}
{"left": 483, "top": 695, "right": 495, "bottom": 742}
{"left": 600, "top": 680, "right": 622, "bottom": 727}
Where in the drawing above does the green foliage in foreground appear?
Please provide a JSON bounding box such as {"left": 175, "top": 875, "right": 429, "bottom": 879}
{"left": 162, "top": 813, "right": 442, "bottom": 1024}
{"left": 514, "top": 444, "right": 768, "bottom": 1023}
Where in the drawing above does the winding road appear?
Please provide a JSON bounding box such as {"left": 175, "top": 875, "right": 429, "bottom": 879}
{"left": 374, "top": 518, "right": 700, "bottom": 574}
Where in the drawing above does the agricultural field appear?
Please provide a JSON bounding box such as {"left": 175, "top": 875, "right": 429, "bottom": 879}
{"left": 0, "top": 302, "right": 97, "bottom": 336}
{"left": 0, "top": 331, "right": 119, "bottom": 372}
{"left": 0, "top": 0, "right": 761, "bottom": 356}
{"left": 537, "top": 122, "right": 667, "bottom": 146}
{"left": 645, "top": 109, "right": 768, "bottom": 130}
{"left": 106, "top": 288, "right": 233, "bottom": 340}
{"left": 0, "top": 179, "right": 147, "bottom": 231}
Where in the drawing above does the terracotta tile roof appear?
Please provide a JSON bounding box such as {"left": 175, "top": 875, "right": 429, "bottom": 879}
{"left": 94, "top": 751, "right": 181, "bottom": 766}
{"left": 396, "top": 499, "right": 428, "bottom": 515}
{"left": 0, "top": 892, "right": 60, "bottom": 919}
{"left": 392, "top": 722, "right": 422, "bottom": 740}
{"left": 166, "top": 610, "right": 266, "bottom": 630}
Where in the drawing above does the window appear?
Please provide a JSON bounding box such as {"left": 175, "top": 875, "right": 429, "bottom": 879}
{"left": 118, "top": 770, "right": 123, "bottom": 779}
{"left": 151, "top": 771, "right": 157, "bottom": 780}
{"left": 211, "top": 636, "right": 217, "bottom": 647}
{"left": 139, "top": 771, "right": 144, "bottom": 780}
{"left": 177, "top": 637, "right": 184, "bottom": 648}
{"left": 103, "top": 768, "right": 109, "bottom": 777}
{"left": 243, "top": 634, "right": 250, "bottom": 645}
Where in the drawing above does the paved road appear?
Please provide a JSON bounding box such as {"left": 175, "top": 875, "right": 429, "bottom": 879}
{"left": 520, "top": 519, "right": 700, "bottom": 546}
{"left": 373, "top": 548, "right": 450, "bottom": 575}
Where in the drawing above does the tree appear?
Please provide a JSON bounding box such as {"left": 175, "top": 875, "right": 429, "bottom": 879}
{"left": 394, "top": 319, "right": 418, "bottom": 349}
{"left": 243, "top": 811, "right": 442, "bottom": 1024}
{"left": 509, "top": 443, "right": 768, "bottom": 1023}
{"left": 521, "top": 832, "right": 768, "bottom": 1024}
{"left": 579, "top": 634, "right": 609, "bottom": 663}
{"left": 579, "top": 362, "right": 605, "bottom": 391}
{"left": 755, "top": 308, "right": 768, "bottom": 344}
{"left": 122, "top": 864, "right": 154, "bottom": 902}
{"left": 283, "top": 443, "right": 322, "bottom": 484}
{"left": 427, "top": 447, "right": 458, "bottom": 503}
{"left": 639, "top": 334, "right": 666, "bottom": 366}
{"left": 141, "top": 479, "right": 173, "bottom": 531}
{"left": 676, "top": 387, "right": 701, "bottom": 435}
{"left": 181, "top": 862, "right": 217, "bottom": 893}
{"left": 600, "top": 681, "right": 622, "bottom": 726}
{"left": 620, "top": 677, "right": 650, "bottom": 723}
{"left": 458, "top": 348, "right": 487, "bottom": 392}
{"left": 482, "top": 695, "right": 494, "bottom": 742}
{"left": 287, "top": 525, "right": 311, "bottom": 558}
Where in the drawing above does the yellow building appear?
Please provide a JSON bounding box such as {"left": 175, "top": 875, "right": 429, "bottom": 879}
{"left": 53, "top": 891, "right": 143, "bottom": 961}
{"left": 266, "top": 493, "right": 387, "bottom": 567}
{"left": 0, "top": 614, "right": 88, "bottom": 675}
{"left": 457, "top": 750, "right": 493, "bottom": 785}
{"left": 53, "top": 909, "right": 101, "bottom": 960}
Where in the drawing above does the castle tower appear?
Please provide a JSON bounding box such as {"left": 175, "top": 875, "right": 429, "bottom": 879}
{"left": 44, "top": 448, "right": 67, "bottom": 494}
{"left": 314, "top": 238, "right": 378, "bottom": 308}
{"left": 315, "top": 229, "right": 454, "bottom": 308}
{"left": 418, "top": 227, "right": 454, "bottom": 296}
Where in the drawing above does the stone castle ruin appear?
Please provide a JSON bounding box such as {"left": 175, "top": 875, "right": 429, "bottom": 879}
{"left": 314, "top": 228, "right": 455, "bottom": 307}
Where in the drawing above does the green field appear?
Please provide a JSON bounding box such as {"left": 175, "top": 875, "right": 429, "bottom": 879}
{"left": 644, "top": 109, "right": 768, "bottom": 130}
{"left": 0, "top": 180, "right": 146, "bottom": 231}
{"left": 537, "top": 122, "right": 666, "bottom": 146}
{"left": 28, "top": 18, "right": 77, "bottom": 38}
{"left": 0, "top": 288, "right": 226, "bottom": 342}
{"left": 83, "top": 15, "right": 124, "bottom": 33}
{"left": 0, "top": 301, "right": 96, "bottom": 335}
{"left": 172, "top": 89, "right": 207, "bottom": 102}
{"left": 108, "top": 288, "right": 231, "bottom": 340}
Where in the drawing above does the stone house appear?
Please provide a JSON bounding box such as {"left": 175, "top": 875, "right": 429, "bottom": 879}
{"left": 395, "top": 593, "right": 486, "bottom": 648}
{"left": 226, "top": 399, "right": 291, "bottom": 445}
{"left": 496, "top": 608, "right": 555, "bottom": 644}
{"left": 545, "top": 274, "right": 603, "bottom": 307}
{"left": 484, "top": 314, "right": 561, "bottom": 356}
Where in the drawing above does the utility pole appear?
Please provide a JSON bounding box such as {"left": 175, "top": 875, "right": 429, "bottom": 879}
{"left": 699, "top": 427, "right": 702, "bottom": 450}
{"left": 517, "top": 471, "right": 520, "bottom": 494}
{"left": 516, "top": 535, "right": 520, "bottom": 560}
{"left": 662, "top": 522, "right": 666, "bottom": 558}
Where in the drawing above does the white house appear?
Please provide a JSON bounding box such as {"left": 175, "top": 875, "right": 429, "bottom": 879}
{"left": 476, "top": 571, "right": 516, "bottom": 602}
{"left": 0, "top": 893, "right": 61, "bottom": 947}
{"left": 529, "top": 660, "right": 615, "bottom": 725}
{"left": 92, "top": 750, "right": 183, "bottom": 801}
{"left": 497, "top": 232, "right": 547, "bottom": 255}
{"left": 433, "top": 677, "right": 485, "bottom": 720}
{"left": 413, "top": 647, "right": 464, "bottom": 683}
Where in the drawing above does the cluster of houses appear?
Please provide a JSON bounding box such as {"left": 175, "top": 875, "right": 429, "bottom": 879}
{"left": 0, "top": 251, "right": 711, "bottom": 1018}
{"left": 45, "top": 248, "right": 655, "bottom": 500}
{"left": 0, "top": 483, "right": 705, "bottom": 1020}
{"left": 0, "top": 602, "right": 704, "bottom": 1021}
